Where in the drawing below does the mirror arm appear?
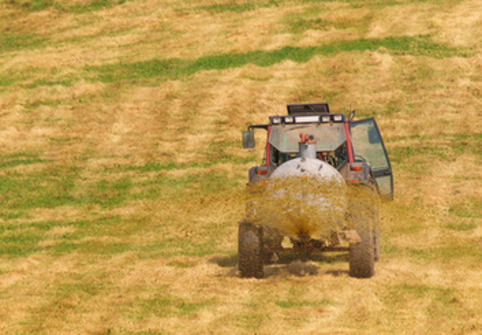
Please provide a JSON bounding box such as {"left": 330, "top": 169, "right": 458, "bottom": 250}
{"left": 348, "top": 110, "right": 356, "bottom": 122}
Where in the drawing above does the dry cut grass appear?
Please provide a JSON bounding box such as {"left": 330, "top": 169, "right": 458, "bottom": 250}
{"left": 0, "top": 0, "right": 481, "bottom": 334}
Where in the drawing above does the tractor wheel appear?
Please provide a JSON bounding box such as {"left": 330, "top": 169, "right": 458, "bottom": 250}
{"left": 348, "top": 184, "right": 377, "bottom": 278}
{"left": 349, "top": 221, "right": 375, "bottom": 278}
{"left": 238, "top": 220, "right": 263, "bottom": 278}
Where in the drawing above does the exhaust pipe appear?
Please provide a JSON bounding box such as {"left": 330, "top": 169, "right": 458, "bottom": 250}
{"left": 299, "top": 133, "right": 316, "bottom": 159}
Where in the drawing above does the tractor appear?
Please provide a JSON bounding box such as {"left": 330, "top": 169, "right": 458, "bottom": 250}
{"left": 239, "top": 103, "right": 393, "bottom": 278}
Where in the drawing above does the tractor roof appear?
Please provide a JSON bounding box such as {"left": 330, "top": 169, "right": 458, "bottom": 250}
{"left": 247, "top": 103, "right": 344, "bottom": 130}
{"left": 287, "top": 103, "right": 330, "bottom": 115}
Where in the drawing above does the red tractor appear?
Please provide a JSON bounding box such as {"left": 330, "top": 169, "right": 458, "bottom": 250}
{"left": 240, "top": 103, "right": 393, "bottom": 278}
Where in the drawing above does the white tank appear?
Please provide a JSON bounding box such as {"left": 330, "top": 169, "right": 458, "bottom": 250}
{"left": 271, "top": 157, "right": 344, "bottom": 182}
{"left": 262, "top": 157, "right": 347, "bottom": 239}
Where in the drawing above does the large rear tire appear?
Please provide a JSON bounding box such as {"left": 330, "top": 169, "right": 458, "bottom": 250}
{"left": 349, "top": 221, "right": 375, "bottom": 278}
{"left": 238, "top": 220, "right": 263, "bottom": 278}
{"left": 348, "top": 184, "right": 377, "bottom": 278}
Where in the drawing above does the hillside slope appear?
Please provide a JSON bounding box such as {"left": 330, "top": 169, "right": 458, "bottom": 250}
{"left": 0, "top": 0, "right": 481, "bottom": 333}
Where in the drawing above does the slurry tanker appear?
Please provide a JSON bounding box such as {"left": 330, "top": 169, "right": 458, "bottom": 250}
{"left": 240, "top": 103, "right": 393, "bottom": 278}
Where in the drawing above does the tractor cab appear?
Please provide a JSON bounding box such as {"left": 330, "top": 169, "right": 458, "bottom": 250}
{"left": 242, "top": 103, "right": 393, "bottom": 201}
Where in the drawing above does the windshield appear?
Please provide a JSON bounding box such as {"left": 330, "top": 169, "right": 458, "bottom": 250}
{"left": 269, "top": 123, "right": 346, "bottom": 152}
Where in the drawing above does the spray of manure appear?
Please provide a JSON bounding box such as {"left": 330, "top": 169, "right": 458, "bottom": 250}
{"left": 244, "top": 176, "right": 379, "bottom": 240}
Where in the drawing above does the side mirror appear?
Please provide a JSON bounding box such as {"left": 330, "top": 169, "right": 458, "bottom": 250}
{"left": 242, "top": 130, "right": 255, "bottom": 149}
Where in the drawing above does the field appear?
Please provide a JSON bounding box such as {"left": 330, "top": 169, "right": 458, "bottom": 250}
{"left": 0, "top": 0, "right": 481, "bottom": 333}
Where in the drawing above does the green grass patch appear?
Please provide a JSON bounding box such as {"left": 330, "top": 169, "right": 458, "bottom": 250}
{"left": 93, "top": 177, "right": 133, "bottom": 206}
{"left": 0, "top": 33, "right": 46, "bottom": 52}
{"left": 55, "top": 280, "right": 106, "bottom": 299}
{"left": 0, "top": 76, "right": 16, "bottom": 87}
{"left": 395, "top": 283, "right": 454, "bottom": 300}
{"left": 27, "top": 78, "right": 76, "bottom": 88}
{"left": 185, "top": 0, "right": 460, "bottom": 14}
{"left": 0, "top": 168, "right": 80, "bottom": 209}
{"left": 10, "top": 0, "right": 56, "bottom": 11}
{"left": 0, "top": 216, "right": 121, "bottom": 257}
{"left": 408, "top": 242, "right": 482, "bottom": 262}
{"left": 388, "top": 132, "right": 481, "bottom": 165}
{"left": 1, "top": 35, "right": 463, "bottom": 89}
{"left": 287, "top": 11, "right": 375, "bottom": 34}
{"left": 289, "top": 18, "right": 332, "bottom": 33}
{"left": 389, "top": 145, "right": 449, "bottom": 165}
{"left": 69, "top": 0, "right": 129, "bottom": 13}
{"left": 449, "top": 200, "right": 481, "bottom": 219}
{"left": 54, "top": 240, "right": 131, "bottom": 255}
{"left": 381, "top": 235, "right": 482, "bottom": 264}
{"left": 0, "top": 167, "right": 138, "bottom": 209}
{"left": 22, "top": 276, "right": 110, "bottom": 330}
{"left": 123, "top": 155, "right": 256, "bottom": 173}
{"left": 0, "top": 156, "right": 48, "bottom": 169}
{"left": 276, "top": 298, "right": 334, "bottom": 308}
{"left": 136, "top": 235, "right": 226, "bottom": 259}
{"left": 445, "top": 222, "right": 477, "bottom": 232}
{"left": 5, "top": 0, "right": 129, "bottom": 13}
{"left": 384, "top": 283, "right": 463, "bottom": 319}
{"left": 0, "top": 211, "right": 25, "bottom": 220}
{"left": 133, "top": 219, "right": 235, "bottom": 259}
{"left": 166, "top": 260, "right": 194, "bottom": 268}
{"left": 235, "top": 312, "right": 267, "bottom": 332}
{"left": 0, "top": 229, "right": 44, "bottom": 257}
{"left": 135, "top": 296, "right": 212, "bottom": 319}
{"left": 195, "top": 2, "right": 260, "bottom": 13}
{"left": 89, "top": 35, "right": 460, "bottom": 83}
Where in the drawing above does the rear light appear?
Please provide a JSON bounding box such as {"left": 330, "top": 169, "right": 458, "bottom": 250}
{"left": 256, "top": 166, "right": 268, "bottom": 175}
{"left": 348, "top": 179, "right": 360, "bottom": 183}
{"left": 351, "top": 166, "right": 362, "bottom": 171}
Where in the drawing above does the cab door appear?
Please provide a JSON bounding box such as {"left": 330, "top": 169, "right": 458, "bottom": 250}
{"left": 350, "top": 118, "right": 393, "bottom": 201}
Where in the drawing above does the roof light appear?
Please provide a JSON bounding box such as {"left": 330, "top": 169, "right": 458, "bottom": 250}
{"left": 272, "top": 117, "right": 281, "bottom": 124}
{"left": 333, "top": 115, "right": 343, "bottom": 122}
{"left": 295, "top": 115, "right": 320, "bottom": 123}
{"left": 284, "top": 116, "right": 294, "bottom": 123}
{"left": 321, "top": 115, "right": 330, "bottom": 123}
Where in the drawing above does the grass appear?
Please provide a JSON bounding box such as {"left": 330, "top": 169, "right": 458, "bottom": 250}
{"left": 135, "top": 296, "right": 213, "bottom": 318}
{"left": 275, "top": 298, "right": 334, "bottom": 308}
{"left": 89, "top": 35, "right": 461, "bottom": 83}
{"left": 0, "top": 216, "right": 120, "bottom": 257}
{"left": 0, "top": 157, "right": 47, "bottom": 169}
{"left": 0, "top": 166, "right": 242, "bottom": 210}
{"left": 0, "top": 33, "right": 46, "bottom": 52}
{"left": 4, "top": 0, "right": 129, "bottom": 13}
{"left": 0, "top": 0, "right": 481, "bottom": 333}
{"left": 187, "top": 0, "right": 462, "bottom": 13}
{"left": 195, "top": 2, "right": 260, "bottom": 13}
